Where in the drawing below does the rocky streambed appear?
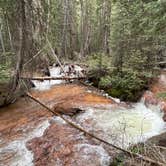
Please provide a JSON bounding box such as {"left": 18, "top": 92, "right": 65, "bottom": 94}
{"left": 0, "top": 67, "right": 166, "bottom": 166}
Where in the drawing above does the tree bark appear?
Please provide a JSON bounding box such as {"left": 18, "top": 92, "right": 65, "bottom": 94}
{"left": 12, "top": 0, "right": 27, "bottom": 91}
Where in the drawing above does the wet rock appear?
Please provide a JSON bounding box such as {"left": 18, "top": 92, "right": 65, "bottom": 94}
{"left": 40, "top": 67, "right": 50, "bottom": 77}
{"left": 143, "top": 91, "right": 159, "bottom": 106}
{"left": 160, "top": 101, "right": 166, "bottom": 112}
{"left": 143, "top": 91, "right": 166, "bottom": 121}
{"left": 0, "top": 150, "right": 17, "bottom": 164}
{"left": 53, "top": 105, "right": 84, "bottom": 116}
{"left": 27, "top": 121, "right": 112, "bottom": 166}
{"left": 147, "top": 132, "right": 166, "bottom": 147}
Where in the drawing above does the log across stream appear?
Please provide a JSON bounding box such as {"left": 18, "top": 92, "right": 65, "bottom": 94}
{"left": 0, "top": 66, "right": 166, "bottom": 166}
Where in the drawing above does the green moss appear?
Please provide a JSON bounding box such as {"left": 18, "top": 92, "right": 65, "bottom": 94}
{"left": 129, "top": 146, "right": 144, "bottom": 154}
{"left": 108, "top": 88, "right": 124, "bottom": 98}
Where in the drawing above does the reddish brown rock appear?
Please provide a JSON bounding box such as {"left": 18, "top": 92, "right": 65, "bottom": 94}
{"left": 143, "top": 91, "right": 159, "bottom": 106}
{"left": 0, "top": 83, "right": 117, "bottom": 166}
{"left": 143, "top": 70, "right": 166, "bottom": 121}
{"left": 27, "top": 121, "right": 112, "bottom": 166}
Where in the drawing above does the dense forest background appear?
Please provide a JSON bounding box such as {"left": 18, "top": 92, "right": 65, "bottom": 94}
{"left": 0, "top": 0, "right": 166, "bottom": 102}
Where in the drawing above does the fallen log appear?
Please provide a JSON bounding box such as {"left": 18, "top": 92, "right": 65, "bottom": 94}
{"left": 20, "top": 76, "right": 86, "bottom": 81}
{"left": 26, "top": 92, "right": 165, "bottom": 166}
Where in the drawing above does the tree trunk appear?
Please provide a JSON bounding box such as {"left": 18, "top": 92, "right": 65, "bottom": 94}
{"left": 12, "top": 0, "right": 27, "bottom": 91}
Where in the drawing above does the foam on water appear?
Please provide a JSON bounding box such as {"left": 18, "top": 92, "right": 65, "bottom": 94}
{"left": 32, "top": 67, "right": 64, "bottom": 91}
{"left": 0, "top": 120, "right": 50, "bottom": 166}
{"left": 76, "top": 102, "right": 166, "bottom": 148}
{"left": 32, "top": 65, "right": 84, "bottom": 91}
{"left": 72, "top": 144, "right": 111, "bottom": 165}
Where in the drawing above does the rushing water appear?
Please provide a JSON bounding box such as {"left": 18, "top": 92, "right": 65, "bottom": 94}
{"left": 32, "top": 66, "right": 166, "bottom": 147}
{"left": 32, "top": 65, "right": 84, "bottom": 91}
{"left": 76, "top": 102, "right": 165, "bottom": 148}
{"left": 1, "top": 66, "right": 165, "bottom": 165}
{"left": 32, "top": 67, "right": 64, "bottom": 90}
{"left": 0, "top": 121, "right": 50, "bottom": 166}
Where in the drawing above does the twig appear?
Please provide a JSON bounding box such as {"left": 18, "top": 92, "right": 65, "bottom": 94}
{"left": 46, "top": 37, "right": 65, "bottom": 74}
{"left": 23, "top": 46, "right": 47, "bottom": 68}
{"left": 26, "top": 92, "right": 165, "bottom": 166}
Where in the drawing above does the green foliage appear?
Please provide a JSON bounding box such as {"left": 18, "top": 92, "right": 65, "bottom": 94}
{"left": 157, "top": 92, "right": 166, "bottom": 100}
{"left": 129, "top": 145, "right": 144, "bottom": 154}
{"left": 87, "top": 53, "right": 153, "bottom": 101}
{"left": 111, "top": 153, "right": 125, "bottom": 166}
{"left": 99, "top": 75, "right": 112, "bottom": 88}
{"left": 0, "top": 64, "right": 10, "bottom": 83}
{"left": 99, "top": 70, "right": 147, "bottom": 101}
{"left": 86, "top": 54, "right": 112, "bottom": 86}
{"left": 111, "top": 0, "right": 166, "bottom": 71}
{"left": 86, "top": 53, "right": 112, "bottom": 70}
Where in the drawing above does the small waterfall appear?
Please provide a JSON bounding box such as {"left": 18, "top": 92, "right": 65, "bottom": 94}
{"left": 32, "top": 67, "right": 64, "bottom": 91}
{"left": 32, "top": 65, "right": 84, "bottom": 91}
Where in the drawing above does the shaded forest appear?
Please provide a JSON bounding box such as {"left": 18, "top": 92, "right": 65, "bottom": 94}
{"left": 0, "top": 0, "right": 166, "bottom": 104}
{"left": 0, "top": 1, "right": 166, "bottom": 166}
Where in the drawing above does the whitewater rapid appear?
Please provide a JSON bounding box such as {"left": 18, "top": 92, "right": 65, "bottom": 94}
{"left": 32, "top": 65, "right": 166, "bottom": 147}
{"left": 76, "top": 102, "right": 165, "bottom": 148}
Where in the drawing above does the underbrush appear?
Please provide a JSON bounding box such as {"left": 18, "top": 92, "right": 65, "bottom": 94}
{"left": 86, "top": 54, "right": 154, "bottom": 101}
{"left": 157, "top": 92, "right": 166, "bottom": 100}
{"left": 0, "top": 53, "right": 13, "bottom": 84}
{"left": 0, "top": 64, "right": 10, "bottom": 84}
{"left": 112, "top": 143, "right": 166, "bottom": 166}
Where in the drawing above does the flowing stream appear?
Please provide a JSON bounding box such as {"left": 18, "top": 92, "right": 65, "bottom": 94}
{"left": 76, "top": 103, "right": 165, "bottom": 148}
{"left": 0, "top": 65, "right": 166, "bottom": 166}
{"left": 32, "top": 65, "right": 166, "bottom": 147}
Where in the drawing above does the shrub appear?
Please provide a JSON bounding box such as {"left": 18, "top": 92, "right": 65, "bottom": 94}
{"left": 86, "top": 53, "right": 113, "bottom": 86}
{"left": 99, "top": 70, "right": 148, "bottom": 101}
{"left": 86, "top": 54, "right": 153, "bottom": 101}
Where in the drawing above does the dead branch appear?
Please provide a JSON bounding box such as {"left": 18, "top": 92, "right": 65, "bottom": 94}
{"left": 46, "top": 37, "right": 66, "bottom": 74}
{"left": 23, "top": 45, "right": 47, "bottom": 68}
{"left": 26, "top": 92, "right": 165, "bottom": 166}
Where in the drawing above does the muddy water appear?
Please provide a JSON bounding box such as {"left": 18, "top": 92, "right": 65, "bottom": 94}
{"left": 0, "top": 67, "right": 166, "bottom": 166}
